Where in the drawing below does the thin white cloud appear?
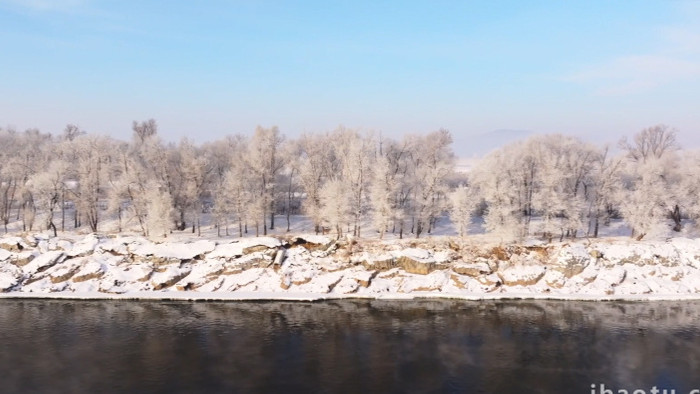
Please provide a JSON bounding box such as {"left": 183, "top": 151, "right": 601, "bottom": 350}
{"left": 0, "top": 0, "right": 88, "bottom": 12}
{"left": 565, "top": 8, "right": 700, "bottom": 97}
{"left": 660, "top": 27, "right": 700, "bottom": 55}
{"left": 568, "top": 54, "right": 700, "bottom": 96}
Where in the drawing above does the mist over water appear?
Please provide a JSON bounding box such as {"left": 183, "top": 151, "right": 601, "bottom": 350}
{"left": 1, "top": 299, "right": 698, "bottom": 393}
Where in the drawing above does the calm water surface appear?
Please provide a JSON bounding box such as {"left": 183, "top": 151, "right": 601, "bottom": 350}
{"left": 0, "top": 299, "right": 699, "bottom": 393}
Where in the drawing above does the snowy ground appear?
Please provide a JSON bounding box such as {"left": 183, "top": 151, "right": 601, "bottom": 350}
{"left": 11, "top": 207, "right": 689, "bottom": 243}
{"left": 3, "top": 231, "right": 700, "bottom": 301}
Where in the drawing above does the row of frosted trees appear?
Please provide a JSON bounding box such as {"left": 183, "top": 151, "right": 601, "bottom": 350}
{"left": 0, "top": 121, "right": 457, "bottom": 239}
{"left": 0, "top": 121, "right": 696, "bottom": 241}
{"left": 468, "top": 125, "right": 700, "bottom": 240}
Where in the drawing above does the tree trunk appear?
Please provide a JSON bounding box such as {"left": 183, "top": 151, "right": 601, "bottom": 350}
{"left": 671, "top": 204, "right": 682, "bottom": 232}
{"left": 61, "top": 191, "right": 65, "bottom": 232}
{"left": 593, "top": 216, "right": 599, "bottom": 238}
{"left": 286, "top": 173, "right": 293, "bottom": 232}
{"left": 179, "top": 209, "right": 186, "bottom": 231}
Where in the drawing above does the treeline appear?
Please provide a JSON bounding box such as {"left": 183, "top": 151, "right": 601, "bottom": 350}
{"left": 0, "top": 122, "right": 695, "bottom": 241}
{"left": 0, "top": 122, "right": 456, "bottom": 239}
{"left": 469, "top": 125, "right": 697, "bottom": 241}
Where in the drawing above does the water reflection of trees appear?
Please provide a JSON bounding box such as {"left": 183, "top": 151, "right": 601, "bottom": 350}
{"left": 0, "top": 300, "right": 699, "bottom": 393}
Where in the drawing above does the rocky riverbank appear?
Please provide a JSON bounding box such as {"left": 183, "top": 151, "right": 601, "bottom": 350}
{"left": 2, "top": 233, "right": 700, "bottom": 300}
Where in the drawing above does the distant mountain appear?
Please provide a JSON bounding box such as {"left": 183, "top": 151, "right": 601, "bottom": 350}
{"left": 678, "top": 132, "right": 700, "bottom": 151}
{"left": 452, "top": 129, "right": 535, "bottom": 158}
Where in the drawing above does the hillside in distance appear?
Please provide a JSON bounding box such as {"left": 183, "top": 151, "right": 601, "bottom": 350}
{"left": 453, "top": 129, "right": 534, "bottom": 158}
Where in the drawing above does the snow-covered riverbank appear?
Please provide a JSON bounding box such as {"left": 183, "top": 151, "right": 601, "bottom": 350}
{"left": 2, "top": 233, "right": 700, "bottom": 301}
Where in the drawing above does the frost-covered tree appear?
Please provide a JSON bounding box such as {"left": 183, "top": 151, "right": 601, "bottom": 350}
{"left": 470, "top": 145, "right": 528, "bottom": 240}
{"left": 320, "top": 178, "right": 350, "bottom": 238}
{"left": 126, "top": 121, "right": 184, "bottom": 232}
{"left": 29, "top": 161, "right": 69, "bottom": 236}
{"left": 144, "top": 183, "right": 174, "bottom": 239}
{"left": 618, "top": 125, "right": 681, "bottom": 238}
{"left": 531, "top": 135, "right": 598, "bottom": 241}
{"left": 210, "top": 136, "right": 257, "bottom": 237}
{"left": 63, "top": 124, "right": 85, "bottom": 142}
{"left": 72, "top": 135, "right": 111, "bottom": 232}
{"left": 173, "top": 138, "right": 210, "bottom": 235}
{"left": 18, "top": 129, "right": 55, "bottom": 232}
{"left": 619, "top": 125, "right": 678, "bottom": 162}
{"left": 331, "top": 128, "right": 373, "bottom": 237}
{"left": 56, "top": 129, "right": 83, "bottom": 230}
{"left": 471, "top": 135, "right": 546, "bottom": 240}
{"left": 213, "top": 135, "right": 267, "bottom": 237}
{"left": 0, "top": 130, "right": 23, "bottom": 233}
{"left": 587, "top": 147, "right": 623, "bottom": 237}
{"left": 132, "top": 119, "right": 158, "bottom": 144}
{"left": 369, "top": 136, "right": 412, "bottom": 238}
{"left": 678, "top": 150, "right": 700, "bottom": 232}
{"left": 204, "top": 136, "right": 238, "bottom": 236}
{"left": 449, "top": 185, "right": 477, "bottom": 237}
{"left": 244, "top": 126, "right": 285, "bottom": 235}
{"left": 370, "top": 154, "right": 395, "bottom": 238}
{"left": 280, "top": 140, "right": 302, "bottom": 232}
{"left": 108, "top": 143, "right": 151, "bottom": 235}
{"left": 472, "top": 134, "right": 599, "bottom": 241}
{"left": 0, "top": 128, "right": 54, "bottom": 233}
{"left": 408, "top": 129, "right": 455, "bottom": 238}
{"left": 297, "top": 132, "right": 335, "bottom": 234}
{"left": 617, "top": 158, "right": 675, "bottom": 239}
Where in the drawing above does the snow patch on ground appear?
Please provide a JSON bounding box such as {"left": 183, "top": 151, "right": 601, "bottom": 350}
{"left": 208, "top": 237, "right": 281, "bottom": 259}
{"left": 67, "top": 234, "right": 100, "bottom": 257}
{"left": 130, "top": 239, "right": 216, "bottom": 260}
{"left": 499, "top": 264, "right": 546, "bottom": 286}
{"left": 21, "top": 251, "right": 65, "bottom": 275}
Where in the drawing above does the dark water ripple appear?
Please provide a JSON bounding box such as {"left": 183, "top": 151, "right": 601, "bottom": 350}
{"left": 0, "top": 299, "right": 699, "bottom": 393}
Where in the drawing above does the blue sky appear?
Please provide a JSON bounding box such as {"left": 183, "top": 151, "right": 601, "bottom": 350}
{"left": 1, "top": 0, "right": 699, "bottom": 156}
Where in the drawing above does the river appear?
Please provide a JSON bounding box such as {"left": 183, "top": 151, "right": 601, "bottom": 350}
{"left": 1, "top": 299, "right": 698, "bottom": 393}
